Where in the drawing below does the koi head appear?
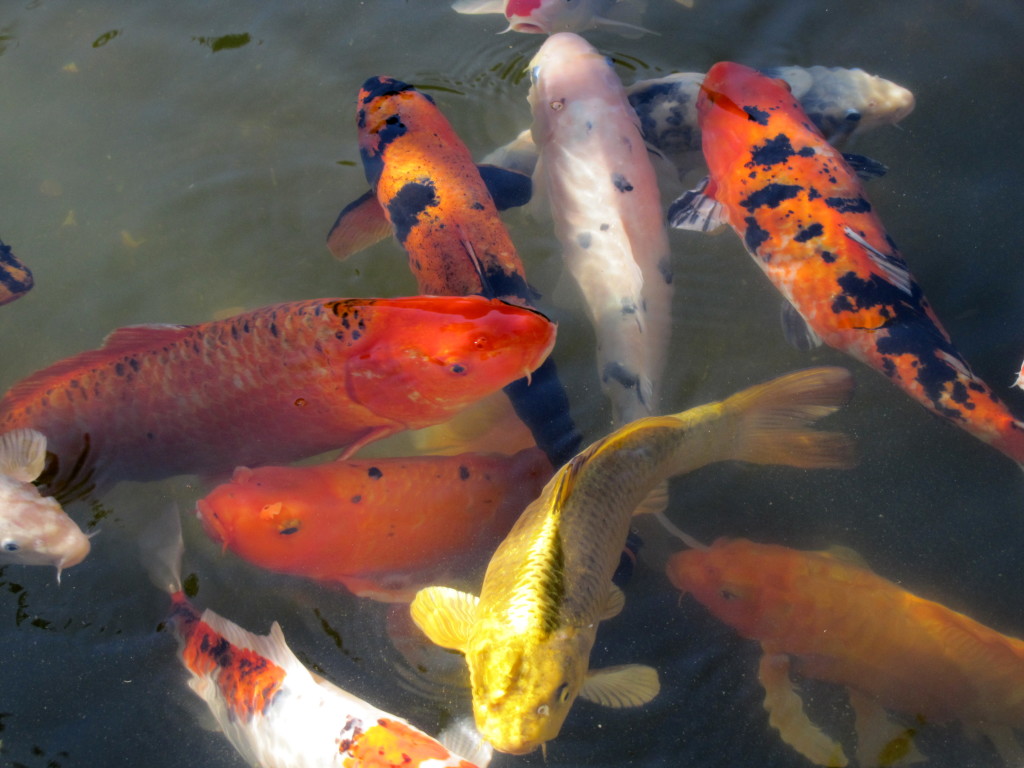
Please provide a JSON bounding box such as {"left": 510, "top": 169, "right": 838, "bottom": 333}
{"left": 697, "top": 62, "right": 806, "bottom": 173}
{"left": 0, "top": 475, "right": 90, "bottom": 580}
{"left": 357, "top": 76, "right": 435, "bottom": 188}
{"left": 345, "top": 296, "right": 556, "bottom": 429}
{"left": 666, "top": 537, "right": 775, "bottom": 639}
{"left": 528, "top": 33, "right": 622, "bottom": 145}
{"left": 466, "top": 625, "right": 590, "bottom": 754}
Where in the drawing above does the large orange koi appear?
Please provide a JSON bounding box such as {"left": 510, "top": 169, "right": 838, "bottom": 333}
{"left": 670, "top": 61, "right": 1024, "bottom": 468}
{"left": 328, "top": 76, "right": 581, "bottom": 466}
{"left": 0, "top": 295, "right": 555, "bottom": 500}
{"left": 668, "top": 537, "right": 1024, "bottom": 766}
{"left": 195, "top": 447, "right": 552, "bottom": 602}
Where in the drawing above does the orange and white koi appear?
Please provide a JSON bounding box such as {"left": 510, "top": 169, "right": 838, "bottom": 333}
{"left": 0, "top": 238, "right": 33, "bottom": 306}
{"left": 669, "top": 62, "right": 1024, "bottom": 468}
{"left": 328, "top": 76, "right": 580, "bottom": 466}
{"left": 0, "top": 428, "right": 89, "bottom": 578}
{"left": 0, "top": 295, "right": 555, "bottom": 500}
{"left": 142, "top": 510, "right": 492, "bottom": 768}
{"left": 668, "top": 537, "right": 1024, "bottom": 766}
{"left": 529, "top": 33, "right": 674, "bottom": 425}
{"left": 195, "top": 448, "right": 552, "bottom": 602}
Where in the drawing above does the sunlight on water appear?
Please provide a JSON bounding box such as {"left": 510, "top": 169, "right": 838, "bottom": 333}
{"left": 1, "top": 1, "right": 1023, "bottom": 767}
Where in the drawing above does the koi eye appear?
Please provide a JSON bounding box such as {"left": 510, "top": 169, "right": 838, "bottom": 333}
{"left": 844, "top": 109, "right": 862, "bottom": 123}
{"left": 2, "top": 539, "right": 19, "bottom": 552}
{"left": 557, "top": 683, "right": 570, "bottom": 703}
{"left": 537, "top": 704, "right": 550, "bottom": 716}
{"left": 384, "top": 114, "right": 401, "bottom": 126}
{"left": 449, "top": 363, "right": 467, "bottom": 375}
{"left": 550, "top": 98, "right": 566, "bottom": 111}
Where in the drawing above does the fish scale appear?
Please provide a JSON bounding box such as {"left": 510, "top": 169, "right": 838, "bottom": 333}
{"left": 0, "top": 295, "right": 555, "bottom": 500}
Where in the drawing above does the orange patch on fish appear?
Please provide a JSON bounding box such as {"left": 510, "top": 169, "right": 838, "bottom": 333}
{"left": 344, "top": 718, "right": 472, "bottom": 768}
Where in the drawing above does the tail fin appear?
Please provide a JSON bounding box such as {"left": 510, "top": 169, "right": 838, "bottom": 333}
{"left": 723, "top": 367, "right": 857, "bottom": 470}
{"left": 138, "top": 506, "right": 184, "bottom": 595}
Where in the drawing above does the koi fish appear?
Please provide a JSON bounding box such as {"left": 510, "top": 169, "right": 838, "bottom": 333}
{"left": 0, "top": 295, "right": 555, "bottom": 501}
{"left": 451, "top": 0, "right": 661, "bottom": 35}
{"left": 411, "top": 367, "right": 856, "bottom": 754}
{"left": 0, "top": 428, "right": 89, "bottom": 578}
{"left": 328, "top": 75, "right": 581, "bottom": 467}
{"left": 141, "top": 509, "right": 492, "bottom": 768}
{"left": 0, "top": 238, "right": 33, "bottom": 306}
{"left": 528, "top": 32, "right": 674, "bottom": 426}
{"left": 667, "top": 537, "right": 1024, "bottom": 767}
{"left": 483, "top": 66, "right": 915, "bottom": 183}
{"left": 669, "top": 62, "right": 1024, "bottom": 468}
{"left": 195, "top": 448, "right": 553, "bottom": 603}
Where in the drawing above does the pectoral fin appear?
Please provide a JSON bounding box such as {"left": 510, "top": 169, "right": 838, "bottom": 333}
{"left": 667, "top": 176, "right": 728, "bottom": 233}
{"left": 601, "top": 583, "right": 625, "bottom": 620}
{"left": 326, "top": 190, "right": 393, "bottom": 261}
{"left": 780, "top": 300, "right": 823, "bottom": 351}
{"left": 758, "top": 653, "right": 848, "bottom": 767}
{"left": 847, "top": 689, "right": 924, "bottom": 766}
{"left": 476, "top": 164, "right": 532, "bottom": 210}
{"left": 409, "top": 586, "right": 479, "bottom": 653}
{"left": 579, "top": 664, "right": 660, "bottom": 708}
{"left": 0, "top": 428, "right": 48, "bottom": 482}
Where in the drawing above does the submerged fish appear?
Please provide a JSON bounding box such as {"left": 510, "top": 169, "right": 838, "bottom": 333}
{"left": 529, "top": 32, "right": 674, "bottom": 425}
{"left": 668, "top": 537, "right": 1024, "bottom": 767}
{"left": 669, "top": 62, "right": 1024, "bottom": 468}
{"left": 0, "top": 238, "right": 33, "bottom": 307}
{"left": 0, "top": 428, "right": 89, "bottom": 578}
{"left": 195, "top": 448, "right": 552, "bottom": 603}
{"left": 0, "top": 295, "right": 555, "bottom": 500}
{"left": 142, "top": 510, "right": 491, "bottom": 768}
{"left": 412, "top": 367, "right": 856, "bottom": 754}
{"left": 451, "top": 0, "right": 663, "bottom": 35}
{"left": 329, "top": 75, "right": 581, "bottom": 467}
{"left": 483, "top": 65, "right": 916, "bottom": 183}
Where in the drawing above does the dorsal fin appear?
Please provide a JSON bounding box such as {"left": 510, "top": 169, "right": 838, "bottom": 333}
{"left": 101, "top": 323, "right": 190, "bottom": 351}
{"left": 1, "top": 324, "right": 191, "bottom": 408}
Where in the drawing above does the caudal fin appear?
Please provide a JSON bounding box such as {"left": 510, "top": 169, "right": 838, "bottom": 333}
{"left": 138, "top": 506, "right": 184, "bottom": 595}
{"left": 723, "top": 367, "right": 857, "bottom": 470}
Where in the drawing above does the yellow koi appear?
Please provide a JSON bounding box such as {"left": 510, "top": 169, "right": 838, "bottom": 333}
{"left": 411, "top": 367, "right": 856, "bottom": 754}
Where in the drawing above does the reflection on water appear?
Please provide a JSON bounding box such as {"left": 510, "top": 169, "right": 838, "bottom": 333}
{"left": 1, "top": 1, "right": 1023, "bottom": 767}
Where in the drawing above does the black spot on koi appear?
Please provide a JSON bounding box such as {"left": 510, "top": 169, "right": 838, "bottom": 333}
{"left": 794, "top": 223, "right": 824, "bottom": 243}
{"left": 740, "top": 183, "right": 802, "bottom": 212}
{"left": 387, "top": 181, "right": 439, "bottom": 245}
{"left": 825, "top": 196, "right": 871, "bottom": 214}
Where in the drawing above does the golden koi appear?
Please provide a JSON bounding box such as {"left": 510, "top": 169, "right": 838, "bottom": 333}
{"left": 412, "top": 367, "right": 856, "bottom": 754}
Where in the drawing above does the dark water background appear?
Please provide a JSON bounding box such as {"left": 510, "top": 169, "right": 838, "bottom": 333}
{"left": 1, "top": 1, "right": 1023, "bottom": 766}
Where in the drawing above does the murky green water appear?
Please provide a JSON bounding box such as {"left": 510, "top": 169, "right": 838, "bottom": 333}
{"left": 1, "top": 1, "right": 1023, "bottom": 766}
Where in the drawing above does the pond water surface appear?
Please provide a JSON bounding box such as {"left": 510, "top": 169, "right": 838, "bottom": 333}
{"left": 1, "top": 2, "right": 1023, "bottom": 767}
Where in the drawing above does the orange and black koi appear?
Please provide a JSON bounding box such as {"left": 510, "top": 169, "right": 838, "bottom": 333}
{"left": 670, "top": 62, "right": 1024, "bottom": 468}
{"left": 0, "top": 239, "right": 33, "bottom": 307}
{"left": 330, "top": 76, "right": 581, "bottom": 466}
